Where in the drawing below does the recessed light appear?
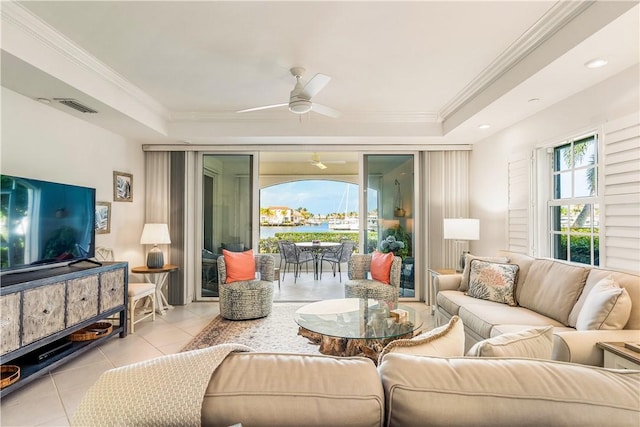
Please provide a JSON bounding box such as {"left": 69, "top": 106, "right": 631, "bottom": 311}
{"left": 478, "top": 124, "right": 491, "bottom": 130}
{"left": 584, "top": 58, "right": 608, "bottom": 69}
{"left": 36, "top": 97, "right": 51, "bottom": 104}
{"left": 528, "top": 98, "right": 540, "bottom": 103}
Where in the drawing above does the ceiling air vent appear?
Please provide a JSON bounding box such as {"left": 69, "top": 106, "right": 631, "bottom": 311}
{"left": 54, "top": 98, "right": 98, "bottom": 114}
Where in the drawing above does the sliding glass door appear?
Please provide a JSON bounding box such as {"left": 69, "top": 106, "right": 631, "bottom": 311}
{"left": 363, "top": 154, "right": 419, "bottom": 299}
{"left": 199, "top": 154, "right": 254, "bottom": 299}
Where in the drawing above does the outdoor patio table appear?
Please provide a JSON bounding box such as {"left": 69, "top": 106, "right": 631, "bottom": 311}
{"left": 296, "top": 242, "right": 341, "bottom": 280}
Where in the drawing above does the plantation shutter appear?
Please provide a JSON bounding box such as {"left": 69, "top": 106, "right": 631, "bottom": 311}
{"left": 508, "top": 156, "right": 531, "bottom": 254}
{"left": 602, "top": 113, "right": 640, "bottom": 272}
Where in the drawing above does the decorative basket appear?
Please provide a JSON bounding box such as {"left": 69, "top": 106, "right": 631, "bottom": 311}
{"left": 69, "top": 322, "right": 113, "bottom": 342}
{"left": 0, "top": 365, "right": 20, "bottom": 389}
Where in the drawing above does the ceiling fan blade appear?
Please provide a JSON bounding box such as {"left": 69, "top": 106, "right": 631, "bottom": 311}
{"left": 311, "top": 103, "right": 341, "bottom": 118}
{"left": 236, "top": 103, "right": 288, "bottom": 113}
{"left": 301, "top": 73, "right": 331, "bottom": 98}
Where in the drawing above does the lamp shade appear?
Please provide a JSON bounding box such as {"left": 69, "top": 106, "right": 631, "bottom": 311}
{"left": 443, "top": 218, "right": 480, "bottom": 241}
{"left": 140, "top": 223, "right": 171, "bottom": 245}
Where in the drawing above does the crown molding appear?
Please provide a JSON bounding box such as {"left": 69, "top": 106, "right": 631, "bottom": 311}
{"left": 439, "top": 1, "right": 593, "bottom": 121}
{"left": 1, "top": 2, "right": 170, "bottom": 119}
{"left": 170, "top": 110, "right": 441, "bottom": 124}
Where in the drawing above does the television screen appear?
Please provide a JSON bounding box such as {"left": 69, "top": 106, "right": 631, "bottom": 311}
{"left": 0, "top": 175, "right": 96, "bottom": 275}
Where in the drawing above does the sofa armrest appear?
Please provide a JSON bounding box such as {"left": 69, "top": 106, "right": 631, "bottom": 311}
{"left": 553, "top": 329, "right": 640, "bottom": 366}
{"left": 434, "top": 273, "right": 462, "bottom": 292}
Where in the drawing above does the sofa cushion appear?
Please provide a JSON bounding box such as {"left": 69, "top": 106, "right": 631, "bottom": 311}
{"left": 466, "top": 326, "right": 554, "bottom": 359}
{"left": 370, "top": 251, "right": 393, "bottom": 284}
{"left": 569, "top": 268, "right": 640, "bottom": 329}
{"left": 498, "top": 250, "right": 537, "bottom": 301}
{"left": 378, "top": 316, "right": 464, "bottom": 364}
{"left": 458, "top": 303, "right": 564, "bottom": 338}
{"left": 204, "top": 352, "right": 384, "bottom": 427}
{"left": 222, "top": 249, "right": 256, "bottom": 283}
{"left": 378, "top": 354, "right": 640, "bottom": 427}
{"left": 436, "top": 291, "right": 497, "bottom": 317}
{"left": 491, "top": 323, "right": 574, "bottom": 337}
{"left": 459, "top": 254, "right": 509, "bottom": 291}
{"left": 576, "top": 277, "right": 632, "bottom": 330}
{"left": 517, "top": 259, "right": 588, "bottom": 326}
{"left": 466, "top": 260, "right": 518, "bottom": 306}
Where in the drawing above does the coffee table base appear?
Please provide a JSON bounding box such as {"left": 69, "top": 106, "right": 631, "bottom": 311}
{"left": 298, "top": 327, "right": 413, "bottom": 364}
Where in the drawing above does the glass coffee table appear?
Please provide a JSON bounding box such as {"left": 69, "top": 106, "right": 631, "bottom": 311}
{"left": 294, "top": 298, "right": 422, "bottom": 363}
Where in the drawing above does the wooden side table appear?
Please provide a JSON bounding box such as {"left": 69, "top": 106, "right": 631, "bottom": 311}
{"left": 597, "top": 342, "right": 640, "bottom": 370}
{"left": 131, "top": 264, "right": 179, "bottom": 315}
{"left": 427, "top": 269, "right": 457, "bottom": 316}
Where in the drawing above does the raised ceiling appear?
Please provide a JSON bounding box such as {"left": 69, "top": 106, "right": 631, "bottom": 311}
{"left": 2, "top": 1, "right": 638, "bottom": 147}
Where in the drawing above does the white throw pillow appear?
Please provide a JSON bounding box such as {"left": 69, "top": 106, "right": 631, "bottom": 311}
{"left": 466, "top": 326, "right": 554, "bottom": 359}
{"left": 576, "top": 277, "right": 632, "bottom": 330}
{"left": 377, "top": 316, "right": 464, "bottom": 364}
{"left": 459, "top": 254, "right": 509, "bottom": 291}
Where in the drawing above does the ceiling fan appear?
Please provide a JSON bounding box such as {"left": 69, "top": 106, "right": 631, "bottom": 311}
{"left": 310, "top": 153, "right": 346, "bottom": 170}
{"left": 237, "top": 67, "right": 340, "bottom": 118}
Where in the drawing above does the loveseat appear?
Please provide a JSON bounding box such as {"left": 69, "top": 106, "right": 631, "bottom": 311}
{"left": 72, "top": 347, "right": 640, "bottom": 427}
{"left": 435, "top": 250, "right": 640, "bottom": 366}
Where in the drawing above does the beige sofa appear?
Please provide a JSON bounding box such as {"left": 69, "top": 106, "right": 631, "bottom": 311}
{"left": 74, "top": 350, "right": 640, "bottom": 427}
{"left": 435, "top": 250, "right": 640, "bottom": 366}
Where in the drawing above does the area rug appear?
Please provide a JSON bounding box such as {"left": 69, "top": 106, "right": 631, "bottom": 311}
{"left": 181, "top": 303, "right": 321, "bottom": 354}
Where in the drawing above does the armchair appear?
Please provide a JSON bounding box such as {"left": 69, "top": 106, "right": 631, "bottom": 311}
{"left": 345, "top": 253, "right": 402, "bottom": 306}
{"left": 217, "top": 254, "right": 275, "bottom": 320}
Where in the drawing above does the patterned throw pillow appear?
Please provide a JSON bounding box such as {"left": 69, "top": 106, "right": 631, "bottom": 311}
{"left": 466, "top": 259, "right": 518, "bottom": 306}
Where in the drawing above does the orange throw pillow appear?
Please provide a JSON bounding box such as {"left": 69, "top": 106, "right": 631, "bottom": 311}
{"left": 371, "top": 251, "right": 394, "bottom": 284}
{"left": 223, "top": 249, "right": 256, "bottom": 283}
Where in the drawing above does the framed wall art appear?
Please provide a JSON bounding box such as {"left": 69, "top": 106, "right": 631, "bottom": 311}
{"left": 113, "top": 171, "right": 133, "bottom": 202}
{"left": 95, "top": 201, "right": 111, "bottom": 234}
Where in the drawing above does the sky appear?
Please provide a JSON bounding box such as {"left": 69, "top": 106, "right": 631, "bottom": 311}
{"left": 261, "top": 180, "right": 362, "bottom": 216}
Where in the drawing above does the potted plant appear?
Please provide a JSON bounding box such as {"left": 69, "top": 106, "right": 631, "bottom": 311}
{"left": 379, "top": 225, "right": 410, "bottom": 258}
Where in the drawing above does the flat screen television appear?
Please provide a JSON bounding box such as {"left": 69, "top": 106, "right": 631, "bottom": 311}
{"left": 0, "top": 175, "right": 96, "bottom": 275}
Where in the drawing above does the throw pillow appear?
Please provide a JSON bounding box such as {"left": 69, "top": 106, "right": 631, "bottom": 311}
{"left": 378, "top": 315, "right": 464, "bottom": 364}
{"left": 466, "top": 259, "right": 518, "bottom": 306}
{"left": 466, "top": 326, "right": 554, "bottom": 359}
{"left": 370, "top": 251, "right": 394, "bottom": 284}
{"left": 576, "top": 277, "right": 632, "bottom": 330}
{"left": 459, "top": 254, "right": 509, "bottom": 291}
{"left": 223, "top": 249, "right": 255, "bottom": 283}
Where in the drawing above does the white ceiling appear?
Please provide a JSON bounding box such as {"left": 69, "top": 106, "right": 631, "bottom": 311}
{"left": 2, "top": 1, "right": 639, "bottom": 147}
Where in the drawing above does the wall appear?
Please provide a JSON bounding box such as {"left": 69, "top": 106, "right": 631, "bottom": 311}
{"left": 470, "top": 64, "right": 640, "bottom": 256}
{"left": 1, "top": 87, "right": 146, "bottom": 269}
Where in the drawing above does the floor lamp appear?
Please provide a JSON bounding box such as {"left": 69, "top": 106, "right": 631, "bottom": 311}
{"left": 443, "top": 218, "right": 480, "bottom": 273}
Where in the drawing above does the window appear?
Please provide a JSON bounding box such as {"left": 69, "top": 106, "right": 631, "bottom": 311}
{"left": 548, "top": 134, "right": 599, "bottom": 266}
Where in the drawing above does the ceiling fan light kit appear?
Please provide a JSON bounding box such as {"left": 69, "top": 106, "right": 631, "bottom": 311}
{"left": 237, "top": 66, "right": 340, "bottom": 118}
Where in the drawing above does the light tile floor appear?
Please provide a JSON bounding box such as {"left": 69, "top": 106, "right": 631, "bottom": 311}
{"left": 0, "top": 271, "right": 431, "bottom": 427}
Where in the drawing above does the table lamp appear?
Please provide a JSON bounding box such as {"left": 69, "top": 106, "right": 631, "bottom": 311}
{"left": 140, "top": 223, "right": 171, "bottom": 268}
{"left": 443, "top": 218, "right": 479, "bottom": 273}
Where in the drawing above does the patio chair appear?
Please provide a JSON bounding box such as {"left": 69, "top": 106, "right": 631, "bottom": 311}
{"left": 320, "top": 239, "right": 356, "bottom": 282}
{"left": 281, "top": 241, "right": 314, "bottom": 283}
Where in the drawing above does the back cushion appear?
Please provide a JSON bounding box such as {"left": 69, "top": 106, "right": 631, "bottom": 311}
{"left": 497, "top": 250, "right": 536, "bottom": 303}
{"left": 517, "top": 260, "right": 588, "bottom": 326}
{"left": 570, "top": 268, "right": 640, "bottom": 329}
